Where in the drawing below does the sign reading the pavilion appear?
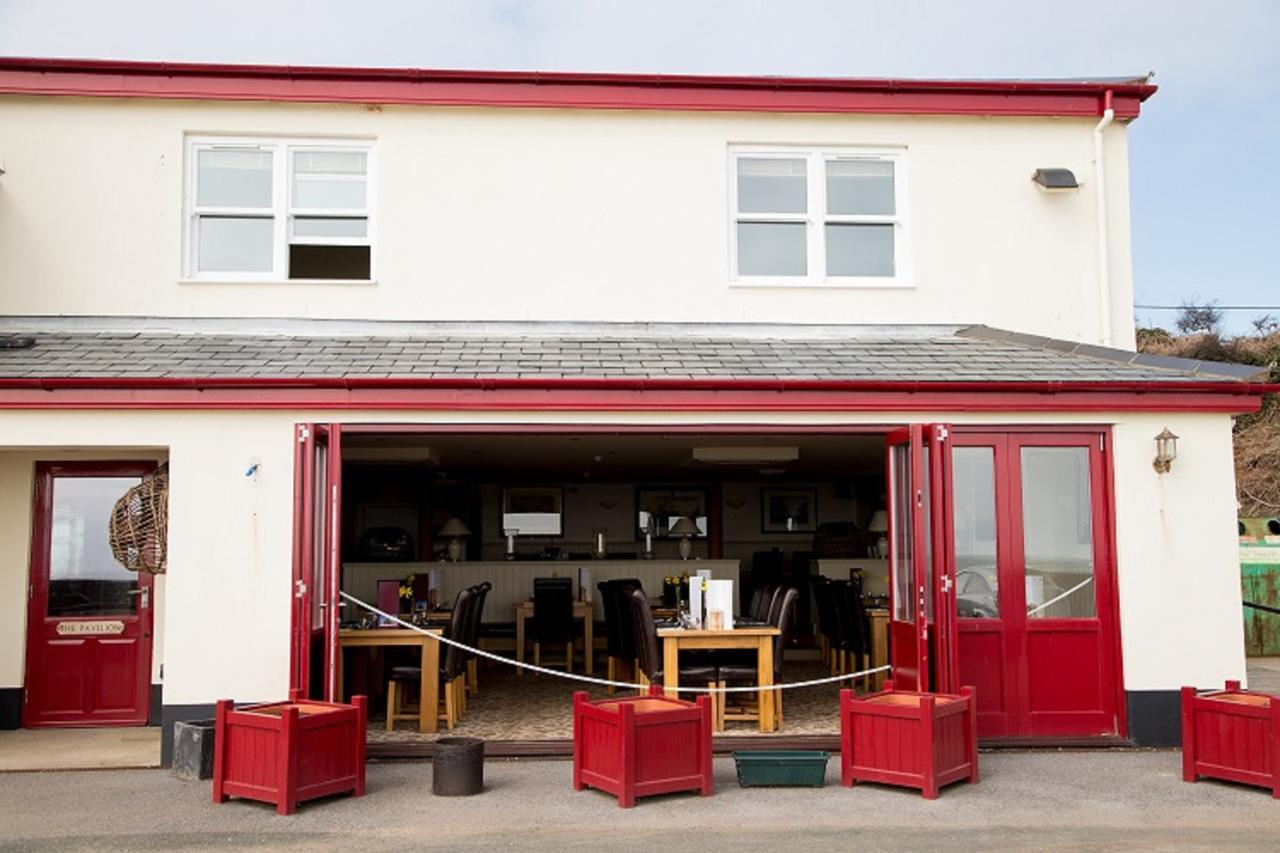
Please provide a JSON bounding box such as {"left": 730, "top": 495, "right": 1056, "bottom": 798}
{"left": 56, "top": 620, "right": 125, "bottom": 636}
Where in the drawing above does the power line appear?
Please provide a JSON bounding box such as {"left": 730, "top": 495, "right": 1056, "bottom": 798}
{"left": 1134, "top": 304, "right": 1280, "bottom": 311}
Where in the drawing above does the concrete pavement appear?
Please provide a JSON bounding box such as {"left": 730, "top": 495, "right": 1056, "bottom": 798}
{"left": 0, "top": 751, "right": 1276, "bottom": 851}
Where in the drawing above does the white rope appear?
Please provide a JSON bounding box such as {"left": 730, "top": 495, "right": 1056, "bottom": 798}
{"left": 339, "top": 591, "right": 890, "bottom": 694}
{"left": 1026, "top": 576, "right": 1093, "bottom": 617}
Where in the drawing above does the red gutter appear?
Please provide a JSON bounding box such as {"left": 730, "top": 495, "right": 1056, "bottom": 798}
{"left": 0, "top": 57, "right": 1157, "bottom": 118}
{"left": 0, "top": 376, "right": 1270, "bottom": 394}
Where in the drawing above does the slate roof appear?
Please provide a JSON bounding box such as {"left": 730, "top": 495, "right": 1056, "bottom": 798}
{"left": 0, "top": 319, "right": 1267, "bottom": 384}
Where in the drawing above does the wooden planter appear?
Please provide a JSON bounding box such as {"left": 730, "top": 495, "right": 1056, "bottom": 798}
{"left": 840, "top": 681, "right": 978, "bottom": 799}
{"left": 1182, "top": 680, "right": 1280, "bottom": 796}
{"left": 212, "top": 692, "right": 367, "bottom": 815}
{"left": 572, "top": 686, "right": 713, "bottom": 808}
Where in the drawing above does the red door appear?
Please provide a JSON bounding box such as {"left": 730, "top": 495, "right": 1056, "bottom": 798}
{"left": 291, "top": 424, "right": 343, "bottom": 701}
{"left": 24, "top": 462, "right": 156, "bottom": 727}
{"left": 953, "top": 431, "right": 1121, "bottom": 739}
{"left": 886, "top": 425, "right": 957, "bottom": 694}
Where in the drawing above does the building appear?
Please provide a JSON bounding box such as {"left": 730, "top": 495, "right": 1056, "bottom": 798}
{"left": 0, "top": 58, "right": 1269, "bottom": 761}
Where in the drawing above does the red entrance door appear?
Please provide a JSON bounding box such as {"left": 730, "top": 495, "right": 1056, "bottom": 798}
{"left": 886, "top": 425, "right": 956, "bottom": 693}
{"left": 953, "top": 431, "right": 1121, "bottom": 739}
{"left": 23, "top": 462, "right": 156, "bottom": 727}
{"left": 291, "top": 424, "right": 343, "bottom": 701}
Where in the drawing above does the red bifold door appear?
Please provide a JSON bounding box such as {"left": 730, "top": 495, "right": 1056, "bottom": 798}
{"left": 291, "top": 424, "right": 343, "bottom": 701}
{"left": 886, "top": 425, "right": 957, "bottom": 694}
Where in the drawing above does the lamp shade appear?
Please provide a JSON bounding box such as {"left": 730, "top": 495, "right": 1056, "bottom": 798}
{"left": 439, "top": 518, "right": 472, "bottom": 538}
{"left": 867, "top": 510, "right": 889, "bottom": 533}
{"left": 669, "top": 516, "right": 701, "bottom": 536}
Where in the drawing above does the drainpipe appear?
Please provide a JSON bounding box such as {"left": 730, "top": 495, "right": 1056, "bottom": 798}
{"left": 1094, "top": 90, "right": 1115, "bottom": 346}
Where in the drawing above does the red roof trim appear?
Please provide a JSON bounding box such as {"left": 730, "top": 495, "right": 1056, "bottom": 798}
{"left": 0, "top": 377, "right": 1266, "bottom": 414}
{"left": 0, "top": 57, "right": 1156, "bottom": 118}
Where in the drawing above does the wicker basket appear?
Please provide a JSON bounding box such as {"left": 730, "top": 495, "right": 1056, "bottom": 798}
{"left": 108, "top": 463, "right": 169, "bottom": 574}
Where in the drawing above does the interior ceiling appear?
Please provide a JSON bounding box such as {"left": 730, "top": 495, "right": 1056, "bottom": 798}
{"left": 342, "top": 432, "right": 886, "bottom": 480}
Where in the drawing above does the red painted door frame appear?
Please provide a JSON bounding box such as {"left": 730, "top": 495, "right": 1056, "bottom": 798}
{"left": 886, "top": 424, "right": 958, "bottom": 694}
{"left": 289, "top": 424, "right": 343, "bottom": 702}
{"left": 23, "top": 461, "right": 156, "bottom": 727}
{"left": 952, "top": 428, "right": 1123, "bottom": 739}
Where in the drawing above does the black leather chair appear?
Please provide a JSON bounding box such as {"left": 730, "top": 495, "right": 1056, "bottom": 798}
{"left": 532, "top": 577, "right": 575, "bottom": 671}
{"left": 598, "top": 578, "right": 642, "bottom": 692}
{"left": 387, "top": 585, "right": 473, "bottom": 732}
{"left": 627, "top": 588, "right": 722, "bottom": 723}
{"left": 717, "top": 587, "right": 799, "bottom": 729}
{"left": 812, "top": 576, "right": 840, "bottom": 671}
{"left": 464, "top": 581, "right": 490, "bottom": 697}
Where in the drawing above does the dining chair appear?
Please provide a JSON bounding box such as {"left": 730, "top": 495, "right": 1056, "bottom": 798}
{"left": 626, "top": 588, "right": 722, "bottom": 726}
{"left": 531, "top": 577, "right": 575, "bottom": 672}
{"left": 385, "top": 585, "right": 474, "bottom": 732}
{"left": 716, "top": 586, "right": 798, "bottom": 730}
{"left": 464, "top": 581, "right": 490, "bottom": 698}
{"left": 598, "top": 578, "right": 642, "bottom": 693}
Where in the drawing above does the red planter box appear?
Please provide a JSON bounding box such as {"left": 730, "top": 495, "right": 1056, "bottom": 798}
{"left": 212, "top": 691, "right": 367, "bottom": 815}
{"left": 840, "top": 681, "right": 978, "bottom": 799}
{"left": 1182, "top": 680, "right": 1280, "bottom": 797}
{"left": 572, "top": 686, "right": 713, "bottom": 808}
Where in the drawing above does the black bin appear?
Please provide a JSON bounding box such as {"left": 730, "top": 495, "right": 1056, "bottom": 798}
{"left": 433, "top": 737, "right": 484, "bottom": 796}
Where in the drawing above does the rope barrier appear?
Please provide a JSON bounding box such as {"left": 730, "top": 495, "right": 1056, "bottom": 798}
{"left": 339, "top": 591, "right": 890, "bottom": 694}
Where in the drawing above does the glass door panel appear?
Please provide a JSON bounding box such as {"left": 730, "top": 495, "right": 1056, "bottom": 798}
{"left": 1019, "top": 446, "right": 1096, "bottom": 619}
{"left": 953, "top": 448, "right": 999, "bottom": 619}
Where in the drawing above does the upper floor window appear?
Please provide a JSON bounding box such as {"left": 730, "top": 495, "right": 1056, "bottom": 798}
{"left": 730, "top": 147, "right": 908, "bottom": 286}
{"left": 185, "top": 137, "right": 373, "bottom": 282}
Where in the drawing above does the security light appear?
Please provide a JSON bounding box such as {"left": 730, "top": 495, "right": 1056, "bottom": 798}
{"left": 1032, "top": 168, "right": 1080, "bottom": 191}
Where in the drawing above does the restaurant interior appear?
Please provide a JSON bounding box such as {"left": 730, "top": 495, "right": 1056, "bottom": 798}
{"left": 332, "top": 431, "right": 894, "bottom": 746}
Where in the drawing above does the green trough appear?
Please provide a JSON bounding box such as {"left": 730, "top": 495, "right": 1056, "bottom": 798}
{"left": 732, "top": 750, "right": 830, "bottom": 788}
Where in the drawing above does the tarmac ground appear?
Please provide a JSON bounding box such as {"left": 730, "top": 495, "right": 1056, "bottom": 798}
{"left": 1, "top": 749, "right": 1278, "bottom": 851}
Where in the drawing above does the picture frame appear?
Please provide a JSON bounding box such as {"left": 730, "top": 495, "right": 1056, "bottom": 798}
{"left": 761, "top": 489, "right": 817, "bottom": 534}
{"left": 635, "top": 487, "right": 708, "bottom": 538}
{"left": 501, "top": 486, "right": 564, "bottom": 537}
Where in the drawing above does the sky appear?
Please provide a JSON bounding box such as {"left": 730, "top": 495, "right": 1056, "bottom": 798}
{"left": 2, "top": 0, "right": 1278, "bottom": 334}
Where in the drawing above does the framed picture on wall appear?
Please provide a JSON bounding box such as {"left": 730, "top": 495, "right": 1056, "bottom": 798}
{"left": 636, "top": 487, "right": 708, "bottom": 538}
{"left": 761, "top": 489, "right": 817, "bottom": 534}
{"left": 501, "top": 486, "right": 564, "bottom": 536}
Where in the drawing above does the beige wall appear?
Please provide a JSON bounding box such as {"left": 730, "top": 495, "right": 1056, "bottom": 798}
{"left": 0, "top": 448, "right": 169, "bottom": 691}
{"left": 0, "top": 405, "right": 1241, "bottom": 707}
{"left": 0, "top": 96, "right": 1134, "bottom": 346}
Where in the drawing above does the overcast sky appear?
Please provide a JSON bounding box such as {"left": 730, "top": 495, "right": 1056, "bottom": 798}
{"left": 3, "top": 0, "right": 1278, "bottom": 333}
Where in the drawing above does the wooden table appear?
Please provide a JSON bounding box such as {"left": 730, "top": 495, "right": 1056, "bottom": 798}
{"left": 867, "top": 608, "right": 889, "bottom": 690}
{"left": 657, "top": 626, "right": 781, "bottom": 733}
{"left": 337, "top": 627, "right": 442, "bottom": 734}
{"left": 515, "top": 600, "right": 594, "bottom": 675}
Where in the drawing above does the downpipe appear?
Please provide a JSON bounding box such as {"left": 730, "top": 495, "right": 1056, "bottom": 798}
{"left": 1094, "top": 90, "right": 1115, "bottom": 346}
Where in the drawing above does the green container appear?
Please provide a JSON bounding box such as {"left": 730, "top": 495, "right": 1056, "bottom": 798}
{"left": 732, "top": 750, "right": 829, "bottom": 788}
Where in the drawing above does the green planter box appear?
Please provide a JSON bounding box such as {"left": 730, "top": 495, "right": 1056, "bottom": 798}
{"left": 732, "top": 750, "right": 829, "bottom": 788}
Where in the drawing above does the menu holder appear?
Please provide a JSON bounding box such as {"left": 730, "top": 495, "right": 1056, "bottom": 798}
{"left": 688, "top": 577, "right": 704, "bottom": 629}
{"left": 705, "top": 579, "right": 734, "bottom": 630}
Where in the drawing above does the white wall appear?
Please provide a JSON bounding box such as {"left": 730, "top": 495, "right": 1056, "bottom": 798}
{"left": 0, "top": 96, "right": 1134, "bottom": 346}
{"left": 1111, "top": 413, "right": 1246, "bottom": 690}
{"left": 0, "top": 404, "right": 1240, "bottom": 709}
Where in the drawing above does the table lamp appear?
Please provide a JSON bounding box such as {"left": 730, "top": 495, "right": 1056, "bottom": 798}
{"left": 669, "top": 516, "right": 700, "bottom": 560}
{"left": 867, "top": 510, "right": 889, "bottom": 558}
{"left": 439, "top": 518, "right": 472, "bottom": 562}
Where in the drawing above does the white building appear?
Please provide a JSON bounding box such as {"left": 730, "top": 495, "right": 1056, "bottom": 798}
{"left": 0, "top": 58, "right": 1268, "bottom": 760}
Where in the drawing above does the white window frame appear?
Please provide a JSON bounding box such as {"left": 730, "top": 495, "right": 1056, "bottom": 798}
{"left": 728, "top": 146, "right": 911, "bottom": 288}
{"left": 183, "top": 135, "right": 376, "bottom": 284}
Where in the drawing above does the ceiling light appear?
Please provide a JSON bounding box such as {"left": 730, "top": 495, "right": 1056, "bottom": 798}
{"left": 691, "top": 446, "right": 800, "bottom": 465}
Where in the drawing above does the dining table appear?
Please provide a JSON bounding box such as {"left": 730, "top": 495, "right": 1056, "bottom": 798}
{"left": 656, "top": 625, "right": 782, "bottom": 733}
{"left": 337, "top": 626, "right": 443, "bottom": 733}
{"left": 514, "top": 599, "right": 594, "bottom": 675}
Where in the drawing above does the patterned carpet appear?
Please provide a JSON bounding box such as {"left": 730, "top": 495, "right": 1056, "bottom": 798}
{"left": 366, "top": 658, "right": 863, "bottom": 744}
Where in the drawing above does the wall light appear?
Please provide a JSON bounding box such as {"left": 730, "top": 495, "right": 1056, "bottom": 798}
{"left": 1153, "top": 428, "right": 1179, "bottom": 474}
{"left": 1032, "top": 168, "right": 1080, "bottom": 192}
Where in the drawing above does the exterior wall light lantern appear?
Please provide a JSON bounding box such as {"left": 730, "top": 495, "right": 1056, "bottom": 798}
{"left": 439, "top": 518, "right": 472, "bottom": 562}
{"left": 1153, "top": 428, "right": 1179, "bottom": 474}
